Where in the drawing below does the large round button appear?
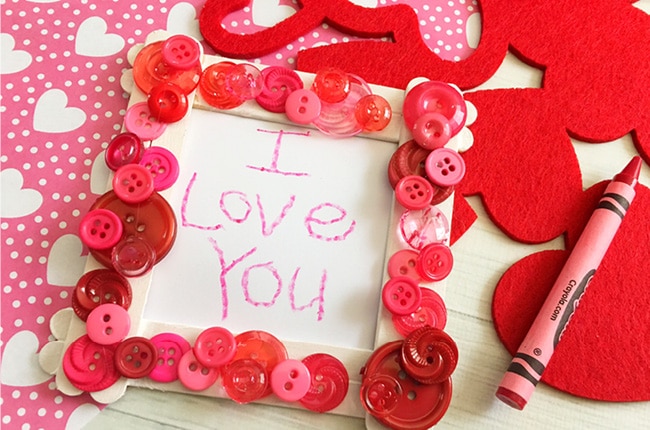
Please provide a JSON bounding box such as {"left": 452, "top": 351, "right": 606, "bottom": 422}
{"left": 132, "top": 41, "right": 201, "bottom": 95}
{"left": 139, "top": 146, "right": 180, "bottom": 191}
{"left": 417, "top": 243, "right": 453, "bottom": 281}
{"left": 403, "top": 80, "right": 467, "bottom": 136}
{"left": 395, "top": 175, "right": 435, "bottom": 210}
{"left": 199, "top": 62, "right": 245, "bottom": 110}
{"left": 299, "top": 353, "right": 349, "bottom": 413}
{"left": 311, "top": 68, "right": 350, "bottom": 103}
{"left": 149, "top": 332, "right": 191, "bottom": 383}
{"left": 124, "top": 102, "right": 168, "bottom": 141}
{"left": 425, "top": 147, "right": 466, "bottom": 187}
{"left": 86, "top": 303, "right": 131, "bottom": 345}
{"left": 398, "top": 206, "right": 450, "bottom": 250}
{"left": 79, "top": 209, "right": 123, "bottom": 250}
{"left": 177, "top": 349, "right": 220, "bottom": 391}
{"left": 227, "top": 63, "right": 263, "bottom": 100}
{"left": 161, "top": 35, "right": 201, "bottom": 71}
{"left": 387, "top": 140, "right": 431, "bottom": 189}
{"left": 112, "top": 164, "right": 154, "bottom": 204}
{"left": 222, "top": 358, "right": 269, "bottom": 404}
{"left": 105, "top": 132, "right": 144, "bottom": 171}
{"left": 111, "top": 235, "right": 157, "bottom": 277}
{"left": 412, "top": 112, "right": 452, "bottom": 150}
{"left": 285, "top": 89, "right": 321, "bottom": 124}
{"left": 255, "top": 66, "right": 303, "bottom": 113}
{"left": 381, "top": 276, "right": 422, "bottom": 316}
{"left": 89, "top": 190, "right": 176, "bottom": 270}
{"left": 270, "top": 359, "right": 311, "bottom": 402}
{"left": 147, "top": 82, "right": 189, "bottom": 123}
{"left": 387, "top": 249, "right": 422, "bottom": 282}
{"left": 63, "top": 334, "right": 120, "bottom": 392}
{"left": 355, "top": 94, "right": 392, "bottom": 132}
{"left": 392, "top": 287, "right": 447, "bottom": 337}
{"left": 312, "top": 74, "right": 370, "bottom": 137}
{"left": 114, "top": 336, "right": 158, "bottom": 379}
{"left": 194, "top": 326, "right": 237, "bottom": 368}
{"left": 72, "top": 269, "right": 132, "bottom": 321}
{"left": 401, "top": 326, "right": 458, "bottom": 385}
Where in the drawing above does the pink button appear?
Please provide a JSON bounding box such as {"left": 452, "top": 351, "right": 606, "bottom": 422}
{"left": 63, "top": 335, "right": 120, "bottom": 392}
{"left": 139, "top": 146, "right": 179, "bottom": 191}
{"left": 403, "top": 81, "right": 467, "bottom": 136}
{"left": 395, "top": 175, "right": 434, "bottom": 210}
{"left": 255, "top": 66, "right": 303, "bottom": 113}
{"left": 112, "top": 164, "right": 154, "bottom": 204}
{"left": 86, "top": 303, "right": 131, "bottom": 345}
{"left": 105, "top": 132, "right": 144, "bottom": 171}
{"left": 79, "top": 209, "right": 123, "bottom": 250}
{"left": 124, "top": 102, "right": 168, "bottom": 141}
{"left": 392, "top": 288, "right": 447, "bottom": 337}
{"left": 398, "top": 206, "right": 450, "bottom": 250}
{"left": 285, "top": 89, "right": 321, "bottom": 124}
{"left": 417, "top": 243, "right": 453, "bottom": 281}
{"left": 412, "top": 112, "right": 452, "bottom": 150}
{"left": 177, "top": 349, "right": 219, "bottom": 391}
{"left": 227, "top": 63, "right": 263, "bottom": 100}
{"left": 425, "top": 148, "right": 466, "bottom": 187}
{"left": 111, "top": 235, "right": 157, "bottom": 277}
{"left": 312, "top": 74, "right": 371, "bottom": 137}
{"left": 222, "top": 358, "right": 269, "bottom": 404}
{"left": 161, "top": 35, "right": 201, "bottom": 71}
{"left": 382, "top": 276, "right": 422, "bottom": 316}
{"left": 387, "top": 249, "right": 422, "bottom": 282}
{"left": 270, "top": 359, "right": 311, "bottom": 402}
{"left": 194, "top": 326, "right": 237, "bottom": 368}
{"left": 149, "top": 332, "right": 191, "bottom": 382}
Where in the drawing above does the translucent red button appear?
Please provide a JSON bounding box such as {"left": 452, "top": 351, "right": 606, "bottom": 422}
{"left": 398, "top": 206, "right": 450, "bottom": 250}
{"left": 222, "top": 358, "right": 269, "bottom": 404}
{"left": 270, "top": 359, "right": 311, "bottom": 402}
{"left": 199, "top": 62, "right": 245, "bottom": 110}
{"left": 72, "top": 269, "right": 132, "bottom": 321}
{"left": 299, "top": 353, "right": 349, "bottom": 413}
{"left": 285, "top": 89, "right": 321, "bottom": 124}
{"left": 178, "top": 349, "right": 219, "bottom": 391}
{"left": 255, "top": 66, "right": 303, "bottom": 113}
{"left": 392, "top": 287, "right": 448, "bottom": 337}
{"left": 132, "top": 40, "right": 201, "bottom": 95}
{"left": 114, "top": 336, "right": 158, "bottom": 379}
{"left": 417, "top": 243, "right": 453, "bottom": 281}
{"left": 149, "top": 332, "right": 191, "bottom": 383}
{"left": 105, "top": 132, "right": 144, "bottom": 171}
{"left": 403, "top": 80, "right": 467, "bottom": 136}
{"left": 79, "top": 209, "right": 123, "bottom": 250}
{"left": 425, "top": 147, "right": 466, "bottom": 187}
{"left": 227, "top": 63, "right": 263, "bottom": 100}
{"left": 311, "top": 68, "right": 350, "bottom": 103}
{"left": 139, "top": 146, "right": 179, "bottom": 191}
{"left": 111, "top": 235, "right": 157, "bottom": 277}
{"left": 381, "top": 276, "right": 422, "bottom": 316}
{"left": 412, "top": 112, "right": 452, "bottom": 150}
{"left": 401, "top": 326, "right": 458, "bottom": 385}
{"left": 86, "top": 303, "right": 131, "bottom": 345}
{"left": 112, "top": 164, "right": 154, "bottom": 204}
{"left": 194, "top": 326, "right": 237, "bottom": 368}
{"left": 124, "top": 102, "right": 168, "bottom": 141}
{"left": 63, "top": 334, "right": 120, "bottom": 392}
{"left": 395, "top": 175, "right": 434, "bottom": 210}
{"left": 312, "top": 74, "right": 370, "bottom": 137}
{"left": 161, "top": 35, "right": 201, "bottom": 71}
{"left": 355, "top": 94, "right": 392, "bottom": 132}
{"left": 147, "top": 82, "right": 189, "bottom": 123}
{"left": 387, "top": 249, "right": 422, "bottom": 282}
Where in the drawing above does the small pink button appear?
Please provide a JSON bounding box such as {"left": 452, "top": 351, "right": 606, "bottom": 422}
{"left": 399, "top": 206, "right": 450, "bottom": 250}
{"left": 177, "top": 349, "right": 219, "bottom": 391}
{"left": 270, "top": 359, "right": 311, "bottom": 402}
{"left": 285, "top": 89, "right": 321, "bottom": 124}
{"left": 105, "top": 132, "right": 144, "bottom": 171}
{"left": 403, "top": 80, "right": 467, "bottom": 136}
{"left": 417, "top": 243, "right": 453, "bottom": 281}
{"left": 387, "top": 249, "right": 422, "bottom": 282}
{"left": 381, "top": 276, "right": 422, "bottom": 316}
{"left": 112, "top": 164, "right": 154, "bottom": 204}
{"left": 425, "top": 147, "right": 466, "bottom": 187}
{"left": 124, "top": 102, "right": 168, "bottom": 141}
{"left": 86, "top": 303, "right": 131, "bottom": 345}
{"left": 412, "top": 112, "right": 452, "bottom": 150}
{"left": 255, "top": 66, "right": 303, "bottom": 113}
{"left": 193, "top": 326, "right": 236, "bottom": 368}
{"left": 79, "top": 209, "right": 123, "bottom": 250}
{"left": 395, "top": 175, "right": 434, "bottom": 210}
{"left": 139, "top": 146, "right": 179, "bottom": 191}
{"left": 149, "top": 332, "right": 191, "bottom": 383}
{"left": 227, "top": 63, "right": 263, "bottom": 100}
{"left": 161, "top": 35, "right": 201, "bottom": 71}
{"left": 111, "top": 235, "right": 157, "bottom": 277}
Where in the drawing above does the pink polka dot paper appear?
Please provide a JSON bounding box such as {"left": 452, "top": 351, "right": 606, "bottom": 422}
{"left": 0, "top": 1, "right": 476, "bottom": 428}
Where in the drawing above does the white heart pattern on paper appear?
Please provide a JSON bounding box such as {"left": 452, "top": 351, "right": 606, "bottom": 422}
{"left": 251, "top": 0, "right": 296, "bottom": 28}
{"left": 167, "top": 2, "right": 203, "bottom": 41}
{"left": 33, "top": 89, "right": 86, "bottom": 133}
{"left": 1, "top": 33, "right": 33, "bottom": 74}
{"left": 65, "top": 404, "right": 101, "bottom": 430}
{"left": 0, "top": 168, "right": 43, "bottom": 218}
{"left": 26, "top": 0, "right": 61, "bottom": 3}
{"left": 75, "top": 16, "right": 125, "bottom": 57}
{"left": 0, "top": 330, "right": 52, "bottom": 387}
{"left": 90, "top": 152, "right": 110, "bottom": 195}
{"left": 47, "top": 234, "right": 86, "bottom": 286}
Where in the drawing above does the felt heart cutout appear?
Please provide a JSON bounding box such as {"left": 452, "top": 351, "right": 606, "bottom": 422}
{"left": 33, "top": 89, "right": 86, "bottom": 133}
{"left": 75, "top": 16, "right": 125, "bottom": 57}
{"left": 493, "top": 182, "right": 650, "bottom": 401}
{"left": 46, "top": 234, "right": 86, "bottom": 286}
{"left": 251, "top": 0, "right": 296, "bottom": 28}
{"left": 0, "top": 33, "right": 32, "bottom": 74}
{"left": 0, "top": 168, "right": 43, "bottom": 218}
{"left": 1, "top": 330, "right": 52, "bottom": 387}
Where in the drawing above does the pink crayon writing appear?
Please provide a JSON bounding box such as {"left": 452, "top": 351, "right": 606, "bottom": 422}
{"left": 496, "top": 156, "right": 642, "bottom": 410}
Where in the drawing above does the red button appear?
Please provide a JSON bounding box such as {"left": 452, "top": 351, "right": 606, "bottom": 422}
{"left": 72, "top": 269, "right": 132, "bottom": 321}
{"left": 79, "top": 209, "right": 123, "bottom": 250}
{"left": 161, "top": 35, "right": 201, "bottom": 71}
{"left": 387, "top": 249, "right": 422, "bottom": 282}
{"left": 312, "top": 74, "right": 370, "bottom": 137}
{"left": 360, "top": 341, "right": 452, "bottom": 429}
{"left": 147, "top": 82, "right": 189, "bottom": 123}
{"left": 199, "top": 62, "right": 245, "bottom": 110}
{"left": 381, "top": 276, "right": 422, "bottom": 316}
{"left": 425, "top": 147, "right": 466, "bottom": 187}
{"left": 177, "top": 349, "right": 219, "bottom": 391}
{"left": 417, "top": 243, "right": 453, "bottom": 281}
{"left": 114, "top": 336, "right": 158, "bottom": 379}
{"left": 255, "top": 66, "right": 303, "bottom": 113}
{"left": 139, "top": 146, "right": 180, "bottom": 191}
{"left": 299, "top": 353, "right": 349, "bottom": 413}
{"left": 227, "top": 63, "right": 263, "bottom": 100}
{"left": 392, "top": 287, "right": 448, "bottom": 337}
{"left": 194, "top": 326, "right": 237, "bottom": 368}
{"left": 412, "top": 112, "right": 452, "bottom": 150}
{"left": 89, "top": 190, "right": 176, "bottom": 270}
{"left": 111, "top": 235, "right": 157, "bottom": 277}
{"left": 63, "top": 334, "right": 120, "bottom": 392}
{"left": 403, "top": 80, "right": 467, "bottom": 136}
{"left": 285, "top": 89, "right": 321, "bottom": 124}
{"left": 149, "top": 332, "right": 191, "bottom": 383}
{"left": 395, "top": 175, "right": 435, "bottom": 210}
{"left": 105, "top": 132, "right": 144, "bottom": 171}
{"left": 355, "top": 94, "right": 392, "bottom": 132}
{"left": 222, "top": 358, "right": 269, "bottom": 404}
{"left": 401, "top": 326, "right": 458, "bottom": 385}
{"left": 112, "top": 164, "right": 154, "bottom": 204}
{"left": 132, "top": 41, "right": 201, "bottom": 95}
{"left": 311, "top": 68, "right": 350, "bottom": 103}
{"left": 270, "top": 359, "right": 311, "bottom": 402}
{"left": 86, "top": 303, "right": 131, "bottom": 345}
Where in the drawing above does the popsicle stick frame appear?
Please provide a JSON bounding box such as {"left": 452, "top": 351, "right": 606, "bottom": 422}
{"left": 41, "top": 30, "right": 466, "bottom": 424}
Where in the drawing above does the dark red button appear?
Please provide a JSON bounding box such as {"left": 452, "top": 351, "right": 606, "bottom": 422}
{"left": 255, "top": 66, "right": 303, "bottom": 113}
{"left": 392, "top": 287, "right": 448, "bottom": 337}
{"left": 111, "top": 235, "right": 157, "bottom": 277}
{"left": 89, "top": 190, "right": 176, "bottom": 271}
{"left": 299, "top": 353, "right": 349, "bottom": 413}
{"left": 147, "top": 82, "right": 189, "bottom": 123}
{"left": 401, "top": 326, "right": 458, "bottom": 385}
{"left": 105, "top": 132, "right": 144, "bottom": 171}
{"left": 395, "top": 175, "right": 435, "bottom": 210}
{"left": 222, "top": 358, "right": 269, "bottom": 404}
{"left": 381, "top": 276, "right": 422, "bottom": 316}
{"left": 416, "top": 243, "right": 453, "bottom": 281}
{"left": 199, "top": 62, "right": 245, "bottom": 110}
{"left": 114, "top": 336, "right": 158, "bottom": 379}
{"left": 72, "top": 269, "right": 132, "bottom": 322}
{"left": 62, "top": 334, "right": 120, "bottom": 392}
{"left": 311, "top": 68, "right": 350, "bottom": 103}
{"left": 132, "top": 41, "right": 201, "bottom": 95}
{"left": 387, "top": 140, "right": 431, "bottom": 189}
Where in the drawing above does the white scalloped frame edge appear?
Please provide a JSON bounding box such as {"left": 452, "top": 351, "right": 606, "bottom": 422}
{"left": 39, "top": 29, "right": 475, "bottom": 425}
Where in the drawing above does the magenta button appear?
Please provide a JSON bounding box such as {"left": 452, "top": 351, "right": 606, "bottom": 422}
{"left": 139, "top": 146, "right": 179, "bottom": 191}
{"left": 79, "top": 209, "right": 123, "bottom": 250}
{"left": 149, "top": 332, "right": 191, "bottom": 383}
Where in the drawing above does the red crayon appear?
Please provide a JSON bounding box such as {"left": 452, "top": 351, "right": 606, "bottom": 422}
{"left": 496, "top": 156, "right": 642, "bottom": 410}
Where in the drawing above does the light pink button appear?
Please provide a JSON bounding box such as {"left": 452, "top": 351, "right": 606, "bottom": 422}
{"left": 285, "top": 89, "right": 321, "bottom": 124}
{"left": 124, "top": 102, "right": 168, "bottom": 141}
{"left": 177, "top": 349, "right": 219, "bottom": 391}
{"left": 398, "top": 206, "right": 450, "bottom": 250}
{"left": 139, "top": 146, "right": 180, "bottom": 191}
{"left": 193, "top": 326, "right": 236, "bottom": 368}
{"left": 381, "top": 276, "right": 422, "bottom": 316}
{"left": 395, "top": 175, "right": 434, "bottom": 210}
{"left": 387, "top": 249, "right": 422, "bottom": 282}
{"left": 312, "top": 74, "right": 370, "bottom": 137}
{"left": 149, "top": 332, "right": 191, "bottom": 383}
{"left": 86, "top": 303, "right": 131, "bottom": 345}
{"left": 270, "top": 359, "right": 311, "bottom": 402}
{"left": 425, "top": 148, "right": 466, "bottom": 187}
{"left": 162, "top": 35, "right": 201, "bottom": 71}
{"left": 416, "top": 243, "right": 453, "bottom": 281}
{"left": 112, "top": 164, "right": 154, "bottom": 204}
{"left": 79, "top": 209, "right": 123, "bottom": 250}
{"left": 412, "top": 112, "right": 452, "bottom": 150}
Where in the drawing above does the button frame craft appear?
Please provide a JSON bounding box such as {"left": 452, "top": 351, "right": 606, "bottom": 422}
{"left": 40, "top": 30, "right": 474, "bottom": 428}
